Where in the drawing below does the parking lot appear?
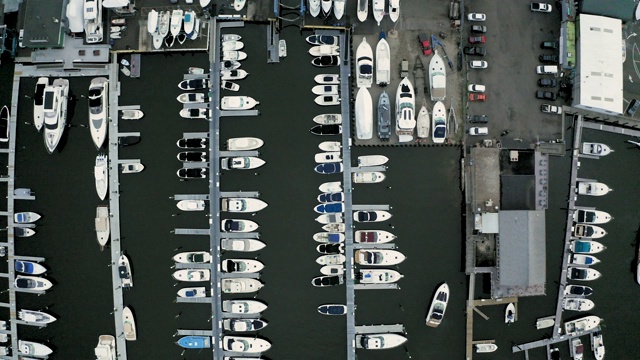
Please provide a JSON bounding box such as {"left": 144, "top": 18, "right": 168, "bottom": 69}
{"left": 463, "top": 1, "right": 565, "bottom": 145}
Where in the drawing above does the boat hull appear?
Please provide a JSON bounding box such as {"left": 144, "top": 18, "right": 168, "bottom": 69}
{"left": 375, "top": 37, "right": 390, "bottom": 86}
{"left": 356, "top": 87, "right": 373, "bottom": 139}
{"left": 355, "top": 250, "right": 405, "bottom": 266}
{"left": 122, "top": 306, "right": 137, "bottom": 341}
{"left": 416, "top": 105, "right": 429, "bottom": 138}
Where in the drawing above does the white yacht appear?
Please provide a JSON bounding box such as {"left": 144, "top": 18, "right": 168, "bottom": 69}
{"left": 376, "top": 36, "right": 390, "bottom": 86}
{"left": 94, "top": 335, "right": 116, "bottom": 360}
{"left": 333, "top": 0, "right": 345, "bottom": 19}
{"left": 15, "top": 260, "right": 46, "bottom": 275}
{"left": 395, "top": 77, "right": 416, "bottom": 142}
{"left": 227, "top": 137, "right": 263, "bottom": 150}
{"left": 572, "top": 224, "right": 607, "bottom": 239}
{"left": 359, "top": 269, "right": 403, "bottom": 284}
{"left": 223, "top": 318, "right": 268, "bottom": 332}
{"left": 321, "top": 0, "right": 332, "bottom": 16}
{"left": 95, "top": 206, "right": 110, "bottom": 250}
{"left": 356, "top": 87, "right": 373, "bottom": 140}
{"left": 429, "top": 51, "right": 447, "bottom": 101}
{"left": 353, "top": 171, "right": 386, "bottom": 183}
{"left": 388, "top": 0, "right": 400, "bottom": 22}
{"left": 14, "top": 212, "right": 41, "bottom": 224}
{"left": 416, "top": 105, "right": 429, "bottom": 139}
{"left": 356, "top": 334, "right": 407, "bottom": 350}
{"left": 222, "top": 259, "right": 264, "bottom": 273}
{"left": 576, "top": 181, "right": 612, "bottom": 196}
{"left": 570, "top": 240, "right": 606, "bottom": 254}
{"left": 221, "top": 278, "right": 264, "bottom": 293}
{"left": 94, "top": 154, "right": 108, "bottom": 200}
{"left": 221, "top": 96, "right": 259, "bottom": 110}
{"left": 119, "top": 254, "right": 133, "bottom": 288}
{"left": 573, "top": 209, "right": 612, "bottom": 224}
{"left": 221, "top": 157, "right": 265, "bottom": 170}
{"left": 564, "top": 315, "right": 601, "bottom": 335}
{"left": 177, "top": 200, "right": 206, "bottom": 211}
{"left": 121, "top": 109, "right": 144, "bottom": 120}
{"left": 562, "top": 298, "right": 595, "bottom": 312}
{"left": 356, "top": 38, "right": 374, "bottom": 88}
{"left": 222, "top": 198, "right": 268, "bottom": 213}
{"left": 315, "top": 95, "right": 340, "bottom": 106}
{"left": 315, "top": 74, "right": 340, "bottom": 84}
{"left": 316, "top": 213, "right": 343, "bottom": 224}
{"left": 222, "top": 80, "right": 240, "bottom": 91}
{"left": 591, "top": 331, "right": 605, "bottom": 360}
{"left": 314, "top": 114, "right": 342, "bottom": 125}
{"left": 315, "top": 151, "right": 342, "bottom": 163}
{"left": 84, "top": 0, "right": 103, "bottom": 43}
{"left": 475, "top": 343, "right": 498, "bottom": 353}
{"left": 147, "top": 9, "right": 158, "bottom": 34}
{"left": 319, "top": 141, "right": 341, "bottom": 151}
{"left": 354, "top": 230, "right": 396, "bottom": 244}
{"left": 316, "top": 254, "right": 346, "bottom": 265}
{"left": 173, "top": 251, "right": 211, "bottom": 264}
{"left": 319, "top": 181, "right": 342, "bottom": 193}
{"left": 312, "top": 85, "right": 339, "bottom": 95}
{"left": 309, "top": 0, "right": 321, "bottom": 17}
{"left": 372, "top": 0, "right": 384, "bottom": 25}
{"left": 88, "top": 77, "right": 108, "bottom": 149}
{"left": 279, "top": 39, "right": 287, "bottom": 57}
{"left": 121, "top": 162, "right": 144, "bottom": 174}
{"left": 355, "top": 250, "right": 406, "bottom": 266}
{"left": 183, "top": 11, "right": 196, "bottom": 35}
{"left": 158, "top": 11, "right": 170, "bottom": 38}
{"left": 321, "top": 265, "right": 344, "bottom": 275}
{"left": 177, "top": 287, "right": 207, "bottom": 298}
{"left": 170, "top": 9, "right": 183, "bottom": 37}
{"left": 313, "top": 232, "right": 345, "bottom": 243}
{"left": 18, "top": 309, "right": 56, "bottom": 324}
{"left": 33, "top": 77, "right": 48, "bottom": 131}
{"left": 177, "top": 93, "right": 206, "bottom": 104}
{"left": 222, "top": 40, "right": 244, "bottom": 51}
{"left": 14, "top": 276, "right": 53, "bottom": 291}
{"left": 358, "top": 155, "right": 388, "bottom": 167}
{"left": 581, "top": 142, "right": 613, "bottom": 156}
{"left": 425, "top": 282, "right": 449, "bottom": 327}
{"left": 222, "top": 34, "right": 242, "bottom": 42}
{"left": 222, "top": 336, "right": 271, "bottom": 353}
{"left": 223, "top": 50, "right": 248, "bottom": 61}
{"left": 357, "top": 0, "right": 368, "bottom": 22}
{"left": 221, "top": 239, "right": 266, "bottom": 252}
{"left": 354, "top": 210, "right": 391, "bottom": 222}
{"left": 43, "top": 78, "right": 69, "bottom": 153}
{"left": 570, "top": 254, "right": 600, "bottom": 266}
{"left": 177, "top": 137, "right": 207, "bottom": 149}
{"left": 567, "top": 267, "right": 602, "bottom": 281}
{"left": 222, "top": 300, "right": 267, "bottom": 315}
{"left": 432, "top": 101, "right": 447, "bottom": 144}
{"left": 18, "top": 341, "right": 53, "bottom": 357}
{"left": 173, "top": 269, "right": 210, "bottom": 282}
{"left": 309, "top": 45, "right": 339, "bottom": 57}
{"left": 122, "top": 306, "right": 137, "bottom": 341}
{"left": 221, "top": 219, "right": 259, "bottom": 232}
{"left": 178, "top": 78, "right": 210, "bottom": 90}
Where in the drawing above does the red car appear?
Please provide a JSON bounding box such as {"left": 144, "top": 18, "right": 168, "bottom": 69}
{"left": 469, "top": 36, "right": 486, "bottom": 44}
{"left": 469, "top": 93, "right": 486, "bottom": 102}
{"left": 418, "top": 33, "right": 433, "bottom": 56}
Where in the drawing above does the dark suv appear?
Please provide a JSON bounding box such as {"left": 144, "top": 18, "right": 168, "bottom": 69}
{"left": 540, "top": 41, "right": 558, "bottom": 49}
{"left": 539, "top": 54, "right": 558, "bottom": 63}
{"left": 538, "top": 78, "right": 557, "bottom": 87}
{"left": 471, "top": 25, "right": 487, "bottom": 33}
{"left": 470, "top": 115, "right": 488, "bottom": 123}
{"left": 464, "top": 46, "right": 486, "bottom": 56}
{"left": 536, "top": 90, "right": 557, "bottom": 100}
{"left": 627, "top": 99, "right": 640, "bottom": 116}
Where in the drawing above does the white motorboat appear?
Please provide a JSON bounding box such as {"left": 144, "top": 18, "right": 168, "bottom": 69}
{"left": 147, "top": 9, "right": 158, "bottom": 34}
{"left": 571, "top": 240, "right": 606, "bottom": 254}
{"left": 333, "top": 0, "right": 345, "bottom": 19}
{"left": 432, "top": 101, "right": 447, "bottom": 144}
{"left": 355, "top": 250, "right": 406, "bottom": 266}
{"left": 84, "top": 0, "right": 103, "bottom": 43}
{"left": 18, "top": 341, "right": 53, "bottom": 357}
{"left": 567, "top": 267, "right": 602, "bottom": 281}
{"left": 475, "top": 343, "right": 497, "bottom": 353}
{"left": 581, "top": 142, "right": 613, "bottom": 156}
{"left": 356, "top": 334, "right": 407, "bottom": 350}
{"left": 313, "top": 232, "right": 345, "bottom": 243}
{"left": 179, "top": 108, "right": 209, "bottom": 119}
{"left": 316, "top": 254, "right": 346, "bottom": 265}
{"left": 591, "top": 331, "right": 605, "bottom": 360}
{"left": 576, "top": 181, "right": 612, "bottom": 196}
{"left": 357, "top": 0, "right": 368, "bottom": 22}
{"left": 312, "top": 85, "right": 339, "bottom": 95}
{"left": 14, "top": 212, "right": 41, "bottom": 224}
{"left": 317, "top": 191, "right": 344, "bottom": 203}
{"left": 279, "top": 39, "right": 287, "bottom": 57}
{"left": 416, "top": 105, "right": 429, "bottom": 139}
{"left": 535, "top": 315, "right": 555, "bottom": 329}
{"left": 307, "top": 34, "right": 338, "bottom": 45}
{"left": 569, "top": 254, "right": 600, "bottom": 266}
{"left": 222, "top": 300, "right": 267, "bottom": 315}
{"left": 222, "top": 40, "right": 244, "bottom": 51}
{"left": 222, "top": 60, "right": 241, "bottom": 70}
{"left": 95, "top": 206, "right": 110, "bottom": 250}
{"left": 177, "top": 287, "right": 207, "bottom": 298}
{"left": 173, "top": 269, "right": 211, "bottom": 282}
{"left": 315, "top": 74, "right": 340, "bottom": 84}
{"left": 321, "top": 265, "right": 344, "bottom": 275}
{"left": 355, "top": 230, "right": 396, "bottom": 244}
{"left": 170, "top": 9, "right": 183, "bottom": 37}
{"left": 18, "top": 309, "right": 56, "bottom": 324}
{"left": 358, "top": 155, "right": 388, "bottom": 167}
{"left": 314, "top": 114, "right": 342, "bottom": 125}
{"left": 223, "top": 50, "right": 248, "bottom": 61}
{"left": 309, "top": 45, "right": 339, "bottom": 56}
{"left": 177, "top": 93, "right": 206, "bottom": 104}
{"left": 356, "top": 37, "right": 374, "bottom": 88}
{"left": 94, "top": 335, "right": 116, "bottom": 360}
{"left": 359, "top": 269, "right": 403, "bottom": 284}
{"left": 222, "top": 336, "right": 271, "bottom": 353}
{"left": 396, "top": 77, "right": 416, "bottom": 142}
{"left": 356, "top": 87, "right": 373, "bottom": 140}
{"left": 573, "top": 209, "right": 612, "bottom": 224}
{"left": 388, "top": 0, "right": 400, "bottom": 22}
{"left": 223, "top": 318, "right": 268, "bottom": 332}
{"left": 158, "top": 11, "right": 170, "bottom": 38}
{"left": 425, "top": 283, "right": 449, "bottom": 327}
{"left": 315, "top": 151, "right": 342, "bottom": 163}
{"left": 121, "top": 109, "right": 144, "bottom": 120}
{"left": 372, "top": 0, "right": 384, "bottom": 25}
{"left": 88, "top": 77, "right": 109, "bottom": 149}
{"left": 121, "top": 162, "right": 144, "bottom": 174}
{"left": 43, "top": 78, "right": 69, "bottom": 153}
{"left": 321, "top": 0, "right": 332, "bottom": 16}
{"left": 183, "top": 10, "right": 196, "bottom": 35}
{"left": 234, "top": 0, "right": 247, "bottom": 11}
{"left": 562, "top": 298, "right": 595, "bottom": 312}
{"left": 118, "top": 254, "right": 133, "bottom": 288}
{"left": 505, "top": 303, "right": 515, "bottom": 324}
{"left": 177, "top": 137, "right": 207, "bottom": 149}
{"left": 572, "top": 224, "right": 607, "bottom": 239}
{"left": 173, "top": 251, "right": 211, "bottom": 264}
{"left": 564, "top": 315, "right": 601, "bottom": 335}
{"left": 571, "top": 337, "right": 585, "bottom": 360}
{"left": 177, "top": 200, "right": 206, "bottom": 211}
{"left": 15, "top": 228, "right": 36, "bottom": 237}
{"left": 221, "top": 198, "right": 268, "bottom": 213}
{"left": 315, "top": 95, "right": 340, "bottom": 106}
{"left": 221, "top": 238, "right": 266, "bottom": 252}
{"left": 323, "top": 222, "right": 346, "bottom": 232}
{"left": 221, "top": 278, "right": 264, "bottom": 293}
{"left": 227, "top": 137, "right": 263, "bottom": 150}
{"left": 94, "top": 154, "right": 108, "bottom": 200}
{"left": 222, "top": 34, "right": 241, "bottom": 42}
{"left": 319, "top": 181, "right": 342, "bottom": 193}
{"left": 309, "top": 0, "right": 321, "bottom": 17}
{"left": 221, "top": 219, "right": 259, "bottom": 233}
{"left": 33, "top": 77, "right": 49, "bottom": 131}
{"left": 221, "top": 156, "right": 265, "bottom": 170}
{"left": 353, "top": 172, "right": 386, "bottom": 183}
{"left": 312, "top": 274, "right": 343, "bottom": 287}
{"left": 222, "top": 80, "right": 240, "bottom": 92}
{"left": 221, "top": 69, "right": 249, "bottom": 80}
{"left": 222, "top": 259, "right": 264, "bottom": 273}
{"left": 15, "top": 260, "right": 47, "bottom": 275}
{"left": 221, "top": 96, "right": 259, "bottom": 110}
{"left": 178, "top": 78, "right": 210, "bottom": 90}
{"left": 122, "top": 306, "right": 137, "bottom": 341}
{"left": 319, "top": 141, "right": 341, "bottom": 151}
{"left": 316, "top": 213, "right": 343, "bottom": 224}
{"left": 14, "top": 276, "right": 53, "bottom": 291}
{"left": 376, "top": 36, "right": 390, "bottom": 86}
{"left": 429, "top": 51, "right": 447, "bottom": 101}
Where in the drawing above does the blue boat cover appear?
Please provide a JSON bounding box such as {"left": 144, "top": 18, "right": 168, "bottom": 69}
{"left": 328, "top": 233, "right": 342, "bottom": 243}
{"left": 15, "top": 261, "right": 34, "bottom": 274}
{"left": 178, "top": 336, "right": 211, "bottom": 348}
{"left": 574, "top": 241, "right": 589, "bottom": 253}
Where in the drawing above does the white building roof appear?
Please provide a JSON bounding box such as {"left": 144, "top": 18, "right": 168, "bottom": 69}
{"left": 575, "top": 14, "right": 623, "bottom": 114}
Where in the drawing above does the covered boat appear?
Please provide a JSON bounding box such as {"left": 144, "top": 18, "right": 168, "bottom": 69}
{"left": 309, "top": 45, "right": 339, "bottom": 57}
{"left": 321, "top": 265, "right": 344, "bottom": 275}
{"left": 319, "top": 181, "right": 342, "bottom": 193}
{"left": 313, "top": 232, "right": 345, "bottom": 243}
{"left": 123, "top": 306, "right": 137, "bottom": 341}
{"left": 356, "top": 87, "right": 373, "bottom": 140}
{"left": 358, "top": 155, "right": 388, "bottom": 167}
{"left": 227, "top": 137, "right": 263, "bottom": 150}
{"left": 316, "top": 213, "right": 343, "bottom": 224}
{"left": 223, "top": 50, "right": 248, "bottom": 61}
{"left": 318, "top": 304, "right": 346, "bottom": 315}
{"left": 173, "top": 269, "right": 210, "bottom": 282}
{"left": 357, "top": 0, "right": 368, "bottom": 22}
{"left": 316, "top": 254, "right": 346, "bottom": 265}
{"left": 314, "top": 114, "right": 342, "bottom": 125}
{"left": 121, "top": 109, "right": 144, "bottom": 120}
{"left": 429, "top": 51, "right": 447, "bottom": 101}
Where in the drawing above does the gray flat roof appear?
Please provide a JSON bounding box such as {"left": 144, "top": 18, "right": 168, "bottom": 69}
{"left": 580, "top": 0, "right": 635, "bottom": 22}
{"left": 23, "top": 0, "right": 65, "bottom": 48}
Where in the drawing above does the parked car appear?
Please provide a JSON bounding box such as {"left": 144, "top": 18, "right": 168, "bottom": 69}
{"left": 627, "top": 99, "right": 640, "bottom": 116}
{"left": 469, "top": 94, "right": 486, "bottom": 102}
{"left": 538, "top": 78, "right": 557, "bottom": 87}
{"left": 467, "top": 13, "right": 486, "bottom": 21}
{"left": 471, "top": 25, "right": 487, "bottom": 34}
{"left": 539, "top": 54, "right": 558, "bottom": 63}
{"left": 541, "top": 104, "right": 562, "bottom": 114}
{"left": 469, "top": 36, "right": 486, "bottom": 44}
{"left": 468, "top": 84, "right": 486, "bottom": 93}
{"left": 470, "top": 115, "right": 488, "bottom": 123}
{"left": 469, "top": 127, "right": 489, "bottom": 136}
{"left": 540, "top": 41, "right": 558, "bottom": 49}
{"left": 418, "top": 33, "right": 433, "bottom": 56}
{"left": 469, "top": 60, "right": 488, "bottom": 69}
{"left": 536, "top": 90, "right": 557, "bottom": 100}
{"left": 464, "top": 46, "right": 486, "bottom": 56}
{"left": 531, "top": 2, "right": 552, "bottom": 12}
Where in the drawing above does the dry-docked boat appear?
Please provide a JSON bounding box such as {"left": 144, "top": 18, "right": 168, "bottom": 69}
{"left": 376, "top": 35, "right": 390, "bottom": 86}
{"left": 221, "top": 156, "right": 265, "bottom": 170}
{"left": 429, "top": 51, "right": 447, "bottom": 101}
{"left": 221, "top": 259, "right": 264, "bottom": 273}
{"left": 355, "top": 230, "right": 396, "bottom": 244}
{"left": 564, "top": 315, "right": 601, "bottom": 335}
{"left": 222, "top": 198, "right": 268, "bottom": 213}
{"left": 223, "top": 318, "right": 267, "bottom": 332}
{"left": 221, "top": 96, "right": 259, "bottom": 110}
{"left": 576, "top": 181, "right": 612, "bottom": 196}
{"left": 357, "top": 155, "right": 388, "bottom": 167}
{"left": 316, "top": 213, "right": 343, "bottom": 224}
{"left": 357, "top": 0, "right": 368, "bottom": 22}
{"left": 316, "top": 254, "right": 346, "bottom": 265}
{"left": 221, "top": 69, "right": 249, "bottom": 80}
{"left": 221, "top": 219, "right": 259, "bottom": 232}
{"left": 378, "top": 91, "right": 391, "bottom": 140}
{"left": 573, "top": 209, "right": 612, "bottom": 224}
{"left": 354, "top": 210, "right": 392, "bottom": 222}
{"left": 567, "top": 267, "right": 602, "bottom": 281}
{"left": 88, "top": 77, "right": 109, "bottom": 149}
{"left": 222, "top": 336, "right": 271, "bottom": 354}
{"left": 425, "top": 282, "right": 449, "bottom": 327}
{"left": 119, "top": 254, "right": 133, "bottom": 288}
{"left": 356, "top": 37, "right": 374, "bottom": 88}
{"left": 173, "top": 251, "right": 211, "bottom": 264}
{"left": 314, "top": 114, "right": 342, "bottom": 125}
{"left": 221, "top": 278, "right": 264, "bottom": 293}
{"left": 173, "top": 269, "right": 210, "bottom": 282}
{"left": 177, "top": 93, "right": 206, "bottom": 104}
{"left": 227, "top": 137, "right": 263, "bottom": 150}
{"left": 416, "top": 105, "right": 430, "bottom": 139}
{"left": 572, "top": 224, "right": 607, "bottom": 239}
{"left": 122, "top": 306, "right": 137, "bottom": 341}
{"left": 177, "top": 287, "right": 207, "bottom": 298}
{"left": 355, "top": 250, "right": 405, "bottom": 266}
{"left": 356, "top": 333, "right": 407, "bottom": 350}
{"left": 221, "top": 238, "right": 266, "bottom": 252}
{"left": 95, "top": 206, "right": 110, "bottom": 250}
{"left": 355, "top": 86, "right": 373, "bottom": 140}
{"left": 570, "top": 240, "right": 606, "bottom": 254}
{"left": 177, "top": 200, "right": 206, "bottom": 211}
{"left": 359, "top": 269, "right": 403, "bottom": 284}
{"left": 432, "top": 101, "right": 447, "bottom": 144}
{"left": 396, "top": 77, "right": 416, "bottom": 142}
{"left": 315, "top": 152, "right": 342, "bottom": 163}
{"left": 222, "top": 300, "right": 267, "bottom": 315}
{"left": 581, "top": 142, "right": 613, "bottom": 156}
{"left": 94, "top": 154, "right": 108, "bottom": 200}
{"left": 309, "top": 45, "right": 339, "bottom": 56}
{"left": 313, "top": 232, "right": 345, "bottom": 243}
{"left": 372, "top": 0, "right": 384, "bottom": 25}
{"left": 562, "top": 298, "right": 595, "bottom": 312}
{"left": 388, "top": 0, "right": 400, "bottom": 22}
{"left": 315, "top": 74, "right": 340, "bottom": 84}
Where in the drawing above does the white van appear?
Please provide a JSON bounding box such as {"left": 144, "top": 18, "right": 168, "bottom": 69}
{"left": 468, "top": 84, "right": 486, "bottom": 93}
{"left": 536, "top": 65, "right": 558, "bottom": 75}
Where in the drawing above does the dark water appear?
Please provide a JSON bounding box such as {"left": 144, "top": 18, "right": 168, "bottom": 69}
{"left": 3, "top": 22, "right": 640, "bottom": 360}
